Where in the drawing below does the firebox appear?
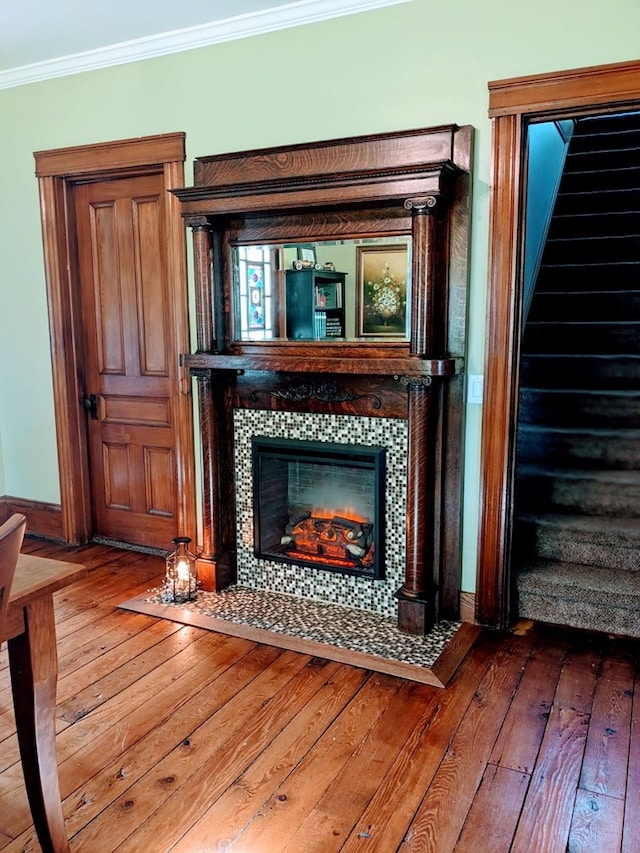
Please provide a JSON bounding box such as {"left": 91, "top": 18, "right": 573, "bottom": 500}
{"left": 252, "top": 437, "right": 386, "bottom": 579}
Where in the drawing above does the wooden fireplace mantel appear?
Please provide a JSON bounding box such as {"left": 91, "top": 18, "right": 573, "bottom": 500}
{"left": 173, "top": 124, "right": 473, "bottom": 635}
{"left": 182, "top": 351, "right": 460, "bottom": 379}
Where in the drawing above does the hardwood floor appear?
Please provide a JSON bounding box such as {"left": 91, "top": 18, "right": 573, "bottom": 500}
{"left": 1, "top": 538, "right": 638, "bottom": 852}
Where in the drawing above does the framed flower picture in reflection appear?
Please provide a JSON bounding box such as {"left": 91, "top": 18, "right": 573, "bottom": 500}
{"left": 356, "top": 244, "right": 409, "bottom": 337}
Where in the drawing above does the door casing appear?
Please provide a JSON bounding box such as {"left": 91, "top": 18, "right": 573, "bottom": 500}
{"left": 477, "top": 59, "right": 640, "bottom": 627}
{"left": 34, "top": 133, "right": 196, "bottom": 547}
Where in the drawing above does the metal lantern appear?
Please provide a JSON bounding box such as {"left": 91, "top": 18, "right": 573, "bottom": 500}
{"left": 162, "top": 536, "right": 198, "bottom": 603}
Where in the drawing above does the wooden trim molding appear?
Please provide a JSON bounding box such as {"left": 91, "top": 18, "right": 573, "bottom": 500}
{"left": 1, "top": 496, "right": 63, "bottom": 541}
{"left": 476, "top": 112, "right": 523, "bottom": 628}
{"left": 34, "top": 133, "right": 196, "bottom": 546}
{"left": 477, "top": 59, "right": 640, "bottom": 627}
{"left": 459, "top": 591, "right": 477, "bottom": 625}
{"left": 34, "top": 133, "right": 186, "bottom": 177}
{"left": 488, "top": 59, "right": 640, "bottom": 118}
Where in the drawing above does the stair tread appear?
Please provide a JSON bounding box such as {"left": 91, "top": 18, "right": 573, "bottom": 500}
{"left": 516, "top": 512, "right": 640, "bottom": 537}
{"left": 520, "top": 388, "right": 640, "bottom": 397}
{"left": 547, "top": 233, "right": 640, "bottom": 241}
{"left": 533, "top": 290, "right": 640, "bottom": 296}
{"left": 522, "top": 352, "right": 640, "bottom": 361}
{"left": 540, "top": 260, "right": 640, "bottom": 268}
{"left": 526, "top": 320, "right": 640, "bottom": 326}
{"left": 516, "top": 559, "right": 640, "bottom": 600}
{"left": 519, "top": 465, "right": 640, "bottom": 483}
{"left": 553, "top": 210, "right": 640, "bottom": 217}
{"left": 518, "top": 425, "right": 640, "bottom": 438}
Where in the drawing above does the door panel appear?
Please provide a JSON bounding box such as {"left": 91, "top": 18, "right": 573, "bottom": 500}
{"left": 75, "top": 174, "right": 179, "bottom": 548}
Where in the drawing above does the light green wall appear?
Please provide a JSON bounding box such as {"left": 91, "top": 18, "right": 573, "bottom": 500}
{"left": 1, "top": 0, "right": 639, "bottom": 591}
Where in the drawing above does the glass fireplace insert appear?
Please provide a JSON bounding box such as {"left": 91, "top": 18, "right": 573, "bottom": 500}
{"left": 252, "top": 437, "right": 386, "bottom": 579}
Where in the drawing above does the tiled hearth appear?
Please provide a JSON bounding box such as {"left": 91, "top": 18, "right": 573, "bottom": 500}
{"left": 121, "top": 587, "right": 472, "bottom": 686}
{"left": 234, "top": 408, "right": 408, "bottom": 619}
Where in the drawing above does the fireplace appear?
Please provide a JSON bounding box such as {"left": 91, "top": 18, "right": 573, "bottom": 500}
{"left": 252, "top": 437, "right": 386, "bottom": 579}
{"left": 175, "top": 124, "right": 473, "bottom": 634}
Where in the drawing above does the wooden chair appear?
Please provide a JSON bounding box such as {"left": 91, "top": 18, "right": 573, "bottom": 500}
{"left": 0, "top": 513, "right": 27, "bottom": 640}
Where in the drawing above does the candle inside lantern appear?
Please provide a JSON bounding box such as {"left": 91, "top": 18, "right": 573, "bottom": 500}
{"left": 163, "top": 536, "right": 197, "bottom": 603}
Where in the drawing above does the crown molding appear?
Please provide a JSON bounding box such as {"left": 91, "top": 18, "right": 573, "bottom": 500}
{"left": 0, "top": 0, "right": 414, "bottom": 90}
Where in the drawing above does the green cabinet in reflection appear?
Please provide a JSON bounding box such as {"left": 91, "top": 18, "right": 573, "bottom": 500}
{"left": 285, "top": 269, "right": 346, "bottom": 340}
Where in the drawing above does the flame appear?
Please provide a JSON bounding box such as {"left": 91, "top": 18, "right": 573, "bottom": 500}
{"left": 176, "top": 558, "right": 191, "bottom": 582}
{"left": 311, "top": 507, "right": 370, "bottom": 524}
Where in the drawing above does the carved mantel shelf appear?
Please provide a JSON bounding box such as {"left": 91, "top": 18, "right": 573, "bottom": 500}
{"left": 182, "top": 352, "right": 460, "bottom": 379}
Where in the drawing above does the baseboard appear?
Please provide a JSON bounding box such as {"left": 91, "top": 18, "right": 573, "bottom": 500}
{"left": 1, "top": 495, "right": 63, "bottom": 541}
{"left": 459, "top": 591, "right": 477, "bottom": 624}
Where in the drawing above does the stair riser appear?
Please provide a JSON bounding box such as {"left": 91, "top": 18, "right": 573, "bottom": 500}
{"left": 523, "top": 322, "right": 640, "bottom": 354}
{"left": 565, "top": 149, "right": 640, "bottom": 172}
{"left": 528, "top": 292, "right": 640, "bottom": 322}
{"left": 560, "top": 169, "right": 640, "bottom": 194}
{"left": 537, "top": 263, "right": 640, "bottom": 291}
{"left": 519, "top": 390, "right": 640, "bottom": 428}
{"left": 548, "top": 212, "right": 640, "bottom": 240}
{"left": 514, "top": 520, "right": 640, "bottom": 571}
{"left": 516, "top": 473, "right": 640, "bottom": 517}
{"left": 572, "top": 113, "right": 640, "bottom": 136}
{"left": 520, "top": 355, "right": 640, "bottom": 389}
{"left": 571, "top": 118, "right": 640, "bottom": 141}
{"left": 554, "top": 190, "right": 640, "bottom": 216}
{"left": 516, "top": 588, "right": 640, "bottom": 637}
{"left": 543, "top": 236, "right": 640, "bottom": 265}
{"left": 517, "top": 430, "right": 640, "bottom": 470}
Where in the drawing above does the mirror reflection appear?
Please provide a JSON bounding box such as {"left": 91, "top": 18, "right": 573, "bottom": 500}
{"left": 232, "top": 236, "right": 412, "bottom": 343}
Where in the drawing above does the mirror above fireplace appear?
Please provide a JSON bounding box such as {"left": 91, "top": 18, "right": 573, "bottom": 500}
{"left": 232, "top": 236, "right": 412, "bottom": 343}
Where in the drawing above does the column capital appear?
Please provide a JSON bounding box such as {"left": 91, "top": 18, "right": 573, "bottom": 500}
{"left": 404, "top": 195, "right": 439, "bottom": 214}
{"left": 184, "top": 215, "right": 211, "bottom": 230}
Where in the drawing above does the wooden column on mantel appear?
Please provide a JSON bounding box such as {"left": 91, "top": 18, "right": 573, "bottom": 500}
{"left": 186, "top": 217, "right": 234, "bottom": 591}
{"left": 395, "top": 195, "right": 442, "bottom": 633}
{"left": 396, "top": 377, "right": 437, "bottom": 632}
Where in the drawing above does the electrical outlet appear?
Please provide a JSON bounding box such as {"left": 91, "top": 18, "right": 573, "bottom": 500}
{"left": 467, "top": 374, "right": 484, "bottom": 404}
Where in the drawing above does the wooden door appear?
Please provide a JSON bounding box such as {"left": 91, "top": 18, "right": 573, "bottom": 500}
{"left": 74, "top": 174, "right": 179, "bottom": 549}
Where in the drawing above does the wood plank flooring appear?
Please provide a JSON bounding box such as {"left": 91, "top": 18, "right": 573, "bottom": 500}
{"left": 1, "top": 538, "right": 638, "bottom": 852}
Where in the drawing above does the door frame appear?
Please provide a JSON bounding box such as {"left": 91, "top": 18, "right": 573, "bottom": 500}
{"left": 476, "top": 59, "right": 640, "bottom": 627}
{"left": 34, "top": 133, "right": 196, "bottom": 546}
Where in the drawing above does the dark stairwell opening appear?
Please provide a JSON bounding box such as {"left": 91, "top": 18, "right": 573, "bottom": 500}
{"left": 513, "top": 111, "right": 640, "bottom": 638}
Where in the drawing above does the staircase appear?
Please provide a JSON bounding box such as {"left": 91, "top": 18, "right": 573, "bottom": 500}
{"left": 514, "top": 112, "right": 640, "bottom": 637}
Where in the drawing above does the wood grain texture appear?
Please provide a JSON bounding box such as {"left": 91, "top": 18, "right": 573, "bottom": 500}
{"left": 622, "top": 664, "right": 640, "bottom": 853}
{"left": 568, "top": 789, "right": 625, "bottom": 853}
{"left": 512, "top": 704, "right": 589, "bottom": 853}
{"left": 2, "top": 539, "right": 638, "bottom": 853}
{"left": 398, "top": 632, "right": 533, "bottom": 852}
{"left": 476, "top": 111, "right": 523, "bottom": 628}
{"left": 579, "top": 656, "right": 634, "bottom": 799}
{"left": 1, "top": 498, "right": 62, "bottom": 542}
{"left": 191, "top": 126, "right": 463, "bottom": 188}
{"left": 454, "top": 764, "right": 530, "bottom": 853}
{"left": 489, "top": 58, "right": 640, "bottom": 117}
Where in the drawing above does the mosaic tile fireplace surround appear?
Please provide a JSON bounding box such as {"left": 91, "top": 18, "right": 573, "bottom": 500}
{"left": 235, "top": 409, "right": 408, "bottom": 620}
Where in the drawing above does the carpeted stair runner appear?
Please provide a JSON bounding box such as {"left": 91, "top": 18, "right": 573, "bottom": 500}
{"left": 514, "top": 112, "right": 640, "bottom": 637}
